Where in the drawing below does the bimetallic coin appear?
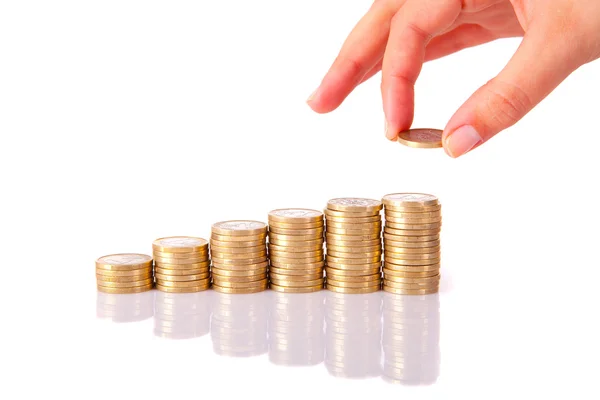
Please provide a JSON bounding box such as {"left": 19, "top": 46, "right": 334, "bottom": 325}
{"left": 325, "top": 215, "right": 381, "bottom": 223}
{"left": 326, "top": 221, "right": 382, "bottom": 230}
{"left": 396, "top": 129, "right": 443, "bottom": 149}
{"left": 210, "top": 239, "right": 265, "bottom": 248}
{"left": 327, "top": 250, "right": 381, "bottom": 259}
{"left": 327, "top": 198, "right": 383, "bottom": 213}
{"left": 212, "top": 273, "right": 267, "bottom": 283}
{"left": 325, "top": 278, "right": 381, "bottom": 288}
{"left": 95, "top": 253, "right": 152, "bottom": 271}
{"left": 96, "top": 278, "right": 153, "bottom": 288}
{"left": 268, "top": 237, "right": 324, "bottom": 247}
{"left": 269, "top": 226, "right": 324, "bottom": 236}
{"left": 382, "top": 286, "right": 438, "bottom": 295}
{"left": 211, "top": 220, "right": 267, "bottom": 236}
{"left": 154, "top": 267, "right": 209, "bottom": 276}
{"left": 154, "top": 273, "right": 210, "bottom": 281}
{"left": 383, "top": 239, "right": 440, "bottom": 248}
{"left": 270, "top": 278, "right": 324, "bottom": 287}
{"left": 268, "top": 208, "right": 324, "bottom": 223}
{"left": 325, "top": 209, "right": 381, "bottom": 218}
{"left": 97, "top": 283, "right": 154, "bottom": 294}
{"left": 212, "top": 278, "right": 268, "bottom": 288}
{"left": 384, "top": 227, "right": 440, "bottom": 236}
{"left": 383, "top": 233, "right": 439, "bottom": 242}
{"left": 270, "top": 283, "right": 323, "bottom": 293}
{"left": 383, "top": 274, "right": 440, "bottom": 283}
{"left": 325, "top": 273, "right": 381, "bottom": 283}
{"left": 158, "top": 278, "right": 211, "bottom": 287}
{"left": 384, "top": 262, "right": 440, "bottom": 271}
{"left": 325, "top": 260, "right": 381, "bottom": 270}
{"left": 210, "top": 233, "right": 267, "bottom": 242}
{"left": 268, "top": 220, "right": 324, "bottom": 230}
{"left": 268, "top": 266, "right": 324, "bottom": 275}
{"left": 326, "top": 227, "right": 382, "bottom": 236}
{"left": 268, "top": 243, "right": 323, "bottom": 253}
{"left": 385, "top": 251, "right": 440, "bottom": 260}
{"left": 325, "top": 284, "right": 380, "bottom": 294}
{"left": 326, "top": 255, "right": 381, "bottom": 265}
{"left": 268, "top": 232, "right": 324, "bottom": 242}
{"left": 212, "top": 267, "right": 268, "bottom": 277}
{"left": 152, "top": 236, "right": 208, "bottom": 253}
{"left": 156, "top": 284, "right": 210, "bottom": 293}
{"left": 384, "top": 209, "right": 442, "bottom": 218}
{"left": 325, "top": 266, "right": 381, "bottom": 276}
{"left": 269, "top": 249, "right": 324, "bottom": 259}
{"left": 325, "top": 244, "right": 381, "bottom": 254}
{"left": 152, "top": 250, "right": 208, "bottom": 259}
{"left": 384, "top": 246, "right": 441, "bottom": 255}
{"left": 212, "top": 284, "right": 267, "bottom": 294}
{"left": 95, "top": 267, "right": 152, "bottom": 276}
{"left": 382, "top": 268, "right": 439, "bottom": 278}
{"left": 153, "top": 256, "right": 208, "bottom": 265}
{"left": 385, "top": 222, "right": 442, "bottom": 230}
{"left": 95, "top": 274, "right": 152, "bottom": 283}
{"left": 211, "top": 256, "right": 268, "bottom": 266}
{"left": 269, "top": 272, "right": 323, "bottom": 281}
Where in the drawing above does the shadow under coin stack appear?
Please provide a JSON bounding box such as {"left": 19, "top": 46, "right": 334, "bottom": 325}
{"left": 152, "top": 237, "right": 211, "bottom": 293}
{"left": 324, "top": 198, "right": 383, "bottom": 294}
{"left": 210, "top": 221, "right": 269, "bottom": 294}
{"left": 267, "top": 209, "right": 325, "bottom": 293}
{"left": 95, "top": 253, "right": 154, "bottom": 294}
{"left": 381, "top": 193, "right": 442, "bottom": 295}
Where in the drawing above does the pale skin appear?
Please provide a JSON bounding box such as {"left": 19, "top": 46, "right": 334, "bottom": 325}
{"left": 306, "top": 0, "right": 600, "bottom": 158}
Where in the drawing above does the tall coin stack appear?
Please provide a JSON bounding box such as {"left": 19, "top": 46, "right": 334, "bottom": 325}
{"left": 381, "top": 193, "right": 442, "bottom": 294}
{"left": 324, "top": 198, "right": 383, "bottom": 294}
{"left": 210, "top": 221, "right": 269, "bottom": 294}
{"left": 96, "top": 253, "right": 154, "bottom": 294}
{"left": 153, "top": 237, "right": 211, "bottom": 293}
{"left": 267, "top": 209, "right": 325, "bottom": 293}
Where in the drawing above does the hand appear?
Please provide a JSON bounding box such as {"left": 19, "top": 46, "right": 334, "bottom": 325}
{"left": 306, "top": 0, "right": 600, "bottom": 158}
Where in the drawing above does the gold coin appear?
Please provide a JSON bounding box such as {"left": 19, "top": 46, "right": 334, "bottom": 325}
{"left": 384, "top": 204, "right": 442, "bottom": 213}
{"left": 269, "top": 272, "right": 323, "bottom": 281}
{"left": 212, "top": 273, "right": 267, "bottom": 283}
{"left": 385, "top": 214, "right": 442, "bottom": 224}
{"left": 96, "top": 278, "right": 154, "bottom": 288}
{"left": 382, "top": 268, "right": 439, "bottom": 278}
{"left": 268, "top": 266, "right": 323, "bottom": 275}
{"left": 268, "top": 208, "right": 324, "bottom": 223}
{"left": 326, "top": 244, "right": 381, "bottom": 253}
{"left": 154, "top": 267, "right": 209, "bottom": 276}
{"left": 211, "top": 267, "right": 268, "bottom": 277}
{"left": 212, "top": 278, "right": 268, "bottom": 289}
{"left": 210, "top": 233, "right": 267, "bottom": 242}
{"left": 154, "top": 261, "right": 210, "bottom": 270}
{"left": 156, "top": 284, "right": 210, "bottom": 293}
{"left": 154, "top": 273, "right": 210, "bottom": 281}
{"left": 385, "top": 258, "right": 441, "bottom": 266}
{"left": 211, "top": 220, "right": 267, "bottom": 236}
{"left": 212, "top": 284, "right": 267, "bottom": 294}
{"left": 211, "top": 249, "right": 267, "bottom": 259}
{"left": 152, "top": 236, "right": 208, "bottom": 253}
{"left": 326, "top": 259, "right": 381, "bottom": 269}
{"left": 270, "top": 259, "right": 324, "bottom": 268}
{"left": 153, "top": 256, "right": 208, "bottom": 265}
{"left": 383, "top": 239, "right": 440, "bottom": 248}
{"left": 384, "top": 209, "right": 441, "bottom": 218}
{"left": 327, "top": 198, "right": 383, "bottom": 213}
{"left": 158, "top": 278, "right": 211, "bottom": 287}
{"left": 325, "top": 284, "right": 380, "bottom": 294}
{"left": 325, "top": 266, "right": 381, "bottom": 276}
{"left": 270, "top": 278, "right": 324, "bottom": 287}
{"left": 326, "top": 232, "right": 380, "bottom": 242}
{"left": 268, "top": 243, "right": 323, "bottom": 253}
{"left": 326, "top": 227, "right": 381, "bottom": 235}
{"left": 210, "top": 239, "right": 265, "bottom": 248}
{"left": 383, "top": 280, "right": 439, "bottom": 289}
{"left": 385, "top": 251, "right": 440, "bottom": 260}
{"left": 269, "top": 226, "right": 324, "bottom": 236}
{"left": 95, "top": 274, "right": 152, "bottom": 283}
{"left": 326, "top": 255, "right": 381, "bottom": 265}
{"left": 385, "top": 222, "right": 442, "bottom": 230}
{"left": 211, "top": 257, "right": 268, "bottom": 266}
{"left": 95, "top": 267, "right": 152, "bottom": 276}
{"left": 325, "top": 278, "right": 382, "bottom": 288}
{"left": 268, "top": 220, "right": 324, "bottom": 230}
{"left": 327, "top": 250, "right": 381, "bottom": 259}
{"left": 384, "top": 246, "right": 441, "bottom": 254}
{"left": 95, "top": 253, "right": 152, "bottom": 271}
{"left": 383, "top": 233, "right": 439, "bottom": 242}
{"left": 269, "top": 249, "right": 324, "bottom": 258}
{"left": 153, "top": 250, "right": 208, "bottom": 259}
{"left": 325, "top": 215, "right": 381, "bottom": 223}
{"left": 382, "top": 193, "right": 439, "bottom": 207}
{"left": 325, "top": 239, "right": 381, "bottom": 249}
{"left": 326, "top": 220, "right": 382, "bottom": 229}
{"left": 269, "top": 256, "right": 324, "bottom": 265}
{"left": 384, "top": 262, "right": 440, "bottom": 270}
{"left": 384, "top": 227, "right": 440, "bottom": 236}
{"left": 270, "top": 283, "right": 323, "bottom": 293}
{"left": 382, "top": 286, "right": 438, "bottom": 295}
{"left": 97, "top": 283, "right": 154, "bottom": 294}
{"left": 325, "top": 273, "right": 381, "bottom": 283}
{"left": 268, "top": 237, "right": 324, "bottom": 247}
{"left": 325, "top": 209, "right": 380, "bottom": 218}
{"left": 268, "top": 232, "right": 324, "bottom": 242}
{"left": 209, "top": 245, "right": 265, "bottom": 254}
{"left": 383, "top": 274, "right": 440, "bottom": 283}
{"left": 396, "top": 129, "right": 443, "bottom": 148}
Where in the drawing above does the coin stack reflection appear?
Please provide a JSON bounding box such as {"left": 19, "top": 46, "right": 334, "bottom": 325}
{"left": 268, "top": 291, "right": 325, "bottom": 366}
{"left": 210, "top": 221, "right": 269, "bottom": 293}
{"left": 382, "top": 193, "right": 442, "bottom": 294}
{"left": 153, "top": 237, "right": 211, "bottom": 293}
{"left": 96, "top": 291, "right": 154, "bottom": 323}
{"left": 325, "top": 198, "right": 383, "bottom": 293}
{"left": 154, "top": 291, "right": 212, "bottom": 339}
{"left": 211, "top": 292, "right": 268, "bottom": 357}
{"left": 96, "top": 254, "right": 154, "bottom": 294}
{"left": 267, "top": 209, "right": 325, "bottom": 293}
{"left": 382, "top": 293, "right": 440, "bottom": 385}
{"left": 325, "top": 292, "right": 382, "bottom": 378}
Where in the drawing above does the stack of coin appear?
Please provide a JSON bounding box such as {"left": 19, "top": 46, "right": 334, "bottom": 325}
{"left": 267, "top": 208, "right": 325, "bottom": 293}
{"left": 381, "top": 193, "right": 442, "bottom": 295}
{"left": 96, "top": 253, "right": 154, "bottom": 294}
{"left": 268, "top": 291, "right": 325, "bottom": 366}
{"left": 325, "top": 291, "right": 382, "bottom": 378}
{"left": 382, "top": 292, "right": 441, "bottom": 385}
{"left": 152, "top": 236, "right": 211, "bottom": 293}
{"left": 210, "top": 221, "right": 269, "bottom": 294}
{"left": 324, "top": 198, "right": 383, "bottom": 293}
{"left": 154, "top": 291, "right": 212, "bottom": 340}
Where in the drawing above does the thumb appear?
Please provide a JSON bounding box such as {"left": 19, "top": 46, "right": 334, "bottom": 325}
{"left": 442, "top": 26, "right": 581, "bottom": 158}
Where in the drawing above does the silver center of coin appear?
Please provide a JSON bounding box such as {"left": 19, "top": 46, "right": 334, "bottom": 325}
{"left": 156, "top": 237, "right": 205, "bottom": 247}
{"left": 329, "top": 198, "right": 380, "bottom": 206}
{"left": 270, "top": 209, "right": 321, "bottom": 218}
{"left": 384, "top": 193, "right": 437, "bottom": 202}
{"left": 215, "top": 221, "right": 265, "bottom": 230}
{"left": 100, "top": 254, "right": 151, "bottom": 265}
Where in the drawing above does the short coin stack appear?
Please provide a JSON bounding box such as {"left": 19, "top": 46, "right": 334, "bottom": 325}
{"left": 267, "top": 209, "right": 325, "bottom": 293}
{"left": 96, "top": 253, "right": 154, "bottom": 294}
{"left": 152, "top": 237, "right": 211, "bottom": 293}
{"left": 324, "top": 198, "right": 383, "bottom": 294}
{"left": 382, "top": 193, "right": 442, "bottom": 294}
{"left": 210, "top": 221, "right": 269, "bottom": 294}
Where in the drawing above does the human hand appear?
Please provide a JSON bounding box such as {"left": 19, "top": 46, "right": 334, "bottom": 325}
{"left": 306, "top": 0, "right": 600, "bottom": 157}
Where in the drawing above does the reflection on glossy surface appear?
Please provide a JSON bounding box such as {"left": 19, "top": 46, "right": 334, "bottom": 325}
{"left": 154, "top": 291, "right": 212, "bottom": 339}
{"left": 382, "top": 293, "right": 440, "bottom": 385}
{"left": 96, "top": 290, "right": 154, "bottom": 323}
{"left": 210, "top": 291, "right": 268, "bottom": 357}
{"left": 268, "top": 291, "right": 325, "bottom": 366}
{"left": 325, "top": 291, "right": 382, "bottom": 379}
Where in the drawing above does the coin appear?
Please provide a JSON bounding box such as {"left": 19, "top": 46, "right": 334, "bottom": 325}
{"left": 152, "top": 250, "right": 208, "bottom": 259}
{"left": 268, "top": 237, "right": 324, "bottom": 247}
{"left": 384, "top": 227, "right": 440, "bottom": 236}
{"left": 325, "top": 209, "right": 381, "bottom": 218}
{"left": 269, "top": 220, "right": 324, "bottom": 229}
{"left": 384, "top": 246, "right": 441, "bottom": 254}
{"left": 383, "top": 239, "right": 440, "bottom": 248}
{"left": 269, "top": 226, "right": 324, "bottom": 236}
{"left": 213, "top": 273, "right": 267, "bottom": 283}
{"left": 154, "top": 273, "right": 210, "bottom": 281}
{"left": 210, "top": 250, "right": 267, "bottom": 259}
{"left": 212, "top": 278, "right": 268, "bottom": 289}
{"left": 326, "top": 220, "right": 382, "bottom": 229}
{"left": 154, "top": 261, "right": 210, "bottom": 269}
{"left": 96, "top": 278, "right": 154, "bottom": 288}
{"left": 95, "top": 267, "right": 153, "bottom": 276}
{"left": 95, "top": 254, "right": 153, "bottom": 271}
{"left": 212, "top": 284, "right": 267, "bottom": 294}
{"left": 268, "top": 243, "right": 323, "bottom": 253}
{"left": 385, "top": 222, "right": 442, "bottom": 230}
{"left": 211, "top": 256, "right": 267, "bottom": 265}
{"left": 326, "top": 233, "right": 380, "bottom": 242}
{"left": 95, "top": 274, "right": 152, "bottom": 283}
{"left": 384, "top": 203, "right": 442, "bottom": 212}
{"left": 327, "top": 198, "right": 383, "bottom": 213}
{"left": 153, "top": 255, "right": 208, "bottom": 264}
{"left": 270, "top": 278, "right": 324, "bottom": 287}
{"left": 384, "top": 274, "right": 440, "bottom": 283}
{"left": 269, "top": 271, "right": 323, "bottom": 281}
{"left": 270, "top": 255, "right": 324, "bottom": 264}
{"left": 384, "top": 262, "right": 440, "bottom": 271}
{"left": 210, "top": 239, "right": 265, "bottom": 248}
{"left": 382, "top": 286, "right": 438, "bottom": 295}
{"left": 152, "top": 236, "right": 208, "bottom": 253}
{"left": 211, "top": 233, "right": 267, "bottom": 242}
{"left": 268, "top": 208, "right": 324, "bottom": 223}
{"left": 396, "top": 129, "right": 443, "bottom": 149}
{"left": 325, "top": 278, "right": 381, "bottom": 288}
{"left": 325, "top": 266, "right": 381, "bottom": 276}
{"left": 326, "top": 238, "right": 381, "bottom": 248}
{"left": 382, "top": 268, "right": 439, "bottom": 278}
{"left": 326, "top": 255, "right": 381, "bottom": 265}
{"left": 326, "top": 227, "right": 382, "bottom": 235}
{"left": 158, "top": 278, "right": 211, "bottom": 287}
{"left": 384, "top": 215, "right": 442, "bottom": 224}
{"left": 384, "top": 210, "right": 441, "bottom": 218}
{"left": 211, "top": 267, "right": 267, "bottom": 277}
{"left": 156, "top": 284, "right": 210, "bottom": 293}
{"left": 385, "top": 258, "right": 441, "bottom": 266}
{"left": 325, "top": 273, "right": 380, "bottom": 283}
{"left": 268, "top": 233, "right": 324, "bottom": 243}
{"left": 325, "top": 260, "right": 381, "bottom": 270}
{"left": 212, "top": 220, "right": 267, "bottom": 236}
{"left": 270, "top": 283, "right": 323, "bottom": 293}
{"left": 325, "top": 284, "right": 380, "bottom": 294}
{"left": 325, "top": 215, "right": 381, "bottom": 223}
{"left": 97, "top": 283, "right": 154, "bottom": 294}
{"left": 325, "top": 244, "right": 382, "bottom": 253}
{"left": 385, "top": 251, "right": 440, "bottom": 260}
{"left": 268, "top": 249, "right": 324, "bottom": 259}
{"left": 383, "top": 233, "right": 439, "bottom": 243}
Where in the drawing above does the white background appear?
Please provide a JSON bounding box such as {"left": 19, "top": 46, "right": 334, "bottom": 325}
{"left": 1, "top": 0, "right": 599, "bottom": 398}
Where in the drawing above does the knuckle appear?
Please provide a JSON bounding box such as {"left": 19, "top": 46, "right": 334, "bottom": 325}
{"left": 479, "top": 79, "right": 532, "bottom": 129}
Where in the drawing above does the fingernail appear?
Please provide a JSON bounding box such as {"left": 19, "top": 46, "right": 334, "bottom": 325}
{"left": 444, "top": 125, "right": 482, "bottom": 158}
{"left": 385, "top": 120, "right": 396, "bottom": 141}
{"left": 307, "top": 88, "right": 318, "bottom": 103}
